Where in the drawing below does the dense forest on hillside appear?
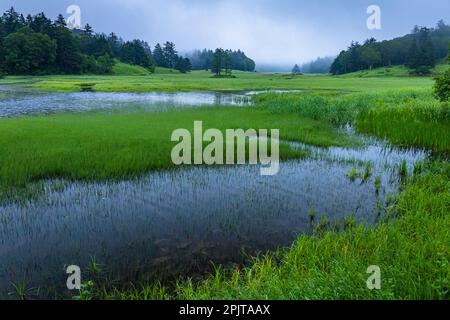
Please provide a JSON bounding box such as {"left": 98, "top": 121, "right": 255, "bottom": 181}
{"left": 0, "top": 7, "right": 194, "bottom": 75}
{"left": 331, "top": 21, "right": 450, "bottom": 75}
{"left": 0, "top": 7, "right": 255, "bottom": 76}
{"left": 187, "top": 49, "right": 256, "bottom": 72}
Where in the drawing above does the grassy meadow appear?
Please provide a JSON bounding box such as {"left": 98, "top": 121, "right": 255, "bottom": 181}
{"left": 0, "top": 65, "right": 449, "bottom": 300}
{"left": 1, "top": 68, "right": 434, "bottom": 93}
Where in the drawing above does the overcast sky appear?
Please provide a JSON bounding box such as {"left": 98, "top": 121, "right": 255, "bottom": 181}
{"left": 1, "top": 0, "right": 449, "bottom": 66}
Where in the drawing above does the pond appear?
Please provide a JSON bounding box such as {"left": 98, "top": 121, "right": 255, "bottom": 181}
{"left": 0, "top": 88, "right": 270, "bottom": 117}
{"left": 0, "top": 133, "right": 428, "bottom": 298}
{"left": 0, "top": 85, "right": 429, "bottom": 298}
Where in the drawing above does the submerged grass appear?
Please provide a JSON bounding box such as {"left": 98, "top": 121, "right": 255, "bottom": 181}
{"left": 79, "top": 161, "right": 450, "bottom": 300}
{"left": 0, "top": 106, "right": 354, "bottom": 198}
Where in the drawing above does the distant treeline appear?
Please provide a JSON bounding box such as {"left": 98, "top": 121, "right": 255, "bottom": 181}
{"left": 187, "top": 49, "right": 256, "bottom": 72}
{"left": 299, "top": 56, "right": 335, "bottom": 74}
{"left": 331, "top": 20, "right": 450, "bottom": 75}
{"left": 0, "top": 7, "right": 255, "bottom": 76}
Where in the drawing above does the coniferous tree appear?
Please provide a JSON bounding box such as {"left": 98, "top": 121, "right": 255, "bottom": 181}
{"left": 175, "top": 56, "right": 192, "bottom": 73}
{"left": 53, "top": 25, "right": 82, "bottom": 73}
{"left": 153, "top": 43, "right": 166, "bottom": 67}
{"left": 292, "top": 64, "right": 301, "bottom": 75}
{"left": 224, "top": 50, "right": 233, "bottom": 76}
{"left": 1, "top": 7, "right": 25, "bottom": 35}
{"left": 211, "top": 48, "right": 224, "bottom": 76}
{"left": 163, "top": 41, "right": 177, "bottom": 68}
{"left": 54, "top": 14, "right": 66, "bottom": 27}
{"left": 407, "top": 27, "right": 436, "bottom": 75}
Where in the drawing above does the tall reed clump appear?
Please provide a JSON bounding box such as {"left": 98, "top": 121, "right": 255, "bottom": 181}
{"left": 255, "top": 89, "right": 433, "bottom": 125}
{"left": 356, "top": 100, "right": 450, "bottom": 152}
{"left": 256, "top": 89, "right": 449, "bottom": 153}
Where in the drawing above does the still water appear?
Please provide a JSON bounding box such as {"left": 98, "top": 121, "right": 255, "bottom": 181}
{"left": 0, "top": 88, "right": 259, "bottom": 117}
{"left": 0, "top": 86, "right": 428, "bottom": 298}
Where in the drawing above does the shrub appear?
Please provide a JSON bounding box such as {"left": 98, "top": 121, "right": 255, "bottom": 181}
{"left": 434, "top": 68, "right": 450, "bottom": 102}
{"left": 96, "top": 54, "right": 115, "bottom": 74}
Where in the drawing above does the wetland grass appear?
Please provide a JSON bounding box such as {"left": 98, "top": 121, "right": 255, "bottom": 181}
{"left": 0, "top": 106, "right": 353, "bottom": 199}
{"left": 1, "top": 71, "right": 433, "bottom": 93}
{"left": 85, "top": 161, "right": 449, "bottom": 300}
{"left": 256, "top": 89, "right": 449, "bottom": 152}
{"left": 0, "top": 72, "right": 448, "bottom": 300}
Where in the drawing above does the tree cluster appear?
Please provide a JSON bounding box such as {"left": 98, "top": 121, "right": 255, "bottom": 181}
{"left": 187, "top": 49, "right": 255, "bottom": 72}
{"left": 210, "top": 49, "right": 235, "bottom": 76}
{"left": 0, "top": 7, "right": 193, "bottom": 75}
{"left": 330, "top": 21, "right": 450, "bottom": 75}
{"left": 153, "top": 42, "right": 192, "bottom": 73}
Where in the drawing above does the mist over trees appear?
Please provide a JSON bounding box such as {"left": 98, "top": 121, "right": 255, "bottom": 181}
{"left": 187, "top": 49, "right": 256, "bottom": 72}
{"left": 299, "top": 56, "right": 335, "bottom": 74}
{"left": 209, "top": 48, "right": 235, "bottom": 77}
{"left": 0, "top": 7, "right": 257, "bottom": 76}
{"left": 152, "top": 41, "right": 192, "bottom": 73}
{"left": 291, "top": 64, "right": 301, "bottom": 75}
{"left": 331, "top": 21, "right": 450, "bottom": 75}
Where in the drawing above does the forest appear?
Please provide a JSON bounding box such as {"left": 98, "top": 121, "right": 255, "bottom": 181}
{"left": 330, "top": 21, "right": 450, "bottom": 75}
{"left": 0, "top": 7, "right": 255, "bottom": 76}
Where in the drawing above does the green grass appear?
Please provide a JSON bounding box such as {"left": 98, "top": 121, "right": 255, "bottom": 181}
{"left": 255, "top": 89, "right": 450, "bottom": 152}
{"left": 1, "top": 69, "right": 448, "bottom": 300}
{"left": 112, "top": 61, "right": 151, "bottom": 76}
{"left": 0, "top": 70, "right": 433, "bottom": 93}
{"left": 153, "top": 67, "right": 181, "bottom": 74}
{"left": 340, "top": 62, "right": 448, "bottom": 78}
{"left": 357, "top": 101, "right": 450, "bottom": 153}
{"left": 0, "top": 107, "right": 354, "bottom": 198}
{"left": 78, "top": 161, "right": 450, "bottom": 300}
{"left": 174, "top": 161, "right": 449, "bottom": 300}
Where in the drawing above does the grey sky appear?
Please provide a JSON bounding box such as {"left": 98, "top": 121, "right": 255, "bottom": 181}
{"left": 1, "top": 0, "right": 449, "bottom": 66}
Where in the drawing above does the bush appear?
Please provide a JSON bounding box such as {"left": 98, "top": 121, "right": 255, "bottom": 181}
{"left": 434, "top": 68, "right": 450, "bottom": 102}
{"left": 80, "top": 54, "right": 98, "bottom": 74}
{"left": 96, "top": 54, "right": 115, "bottom": 74}
{"left": 79, "top": 54, "right": 115, "bottom": 75}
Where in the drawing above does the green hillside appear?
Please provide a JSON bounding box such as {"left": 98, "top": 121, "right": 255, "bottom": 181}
{"left": 340, "top": 61, "right": 448, "bottom": 78}
{"left": 112, "top": 61, "right": 151, "bottom": 76}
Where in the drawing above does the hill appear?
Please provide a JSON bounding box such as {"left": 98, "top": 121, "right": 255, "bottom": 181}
{"left": 112, "top": 61, "right": 152, "bottom": 76}
{"left": 331, "top": 21, "right": 450, "bottom": 75}
{"left": 339, "top": 60, "right": 448, "bottom": 78}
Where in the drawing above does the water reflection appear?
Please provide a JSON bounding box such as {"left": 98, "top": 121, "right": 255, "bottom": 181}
{"left": 0, "top": 137, "right": 427, "bottom": 298}
{"left": 0, "top": 89, "right": 260, "bottom": 117}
